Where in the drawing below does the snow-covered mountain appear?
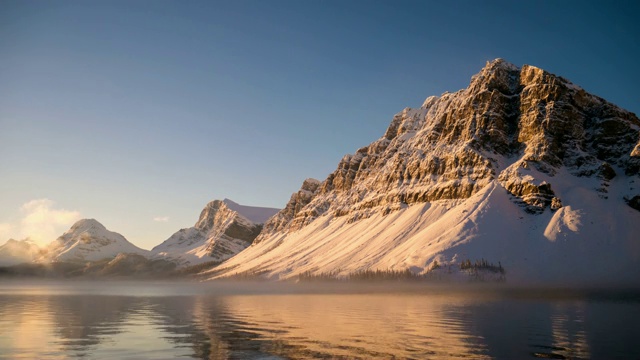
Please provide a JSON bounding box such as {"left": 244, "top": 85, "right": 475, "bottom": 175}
{"left": 42, "top": 219, "right": 149, "bottom": 262}
{"left": 206, "top": 59, "right": 640, "bottom": 285}
{"left": 0, "top": 239, "right": 40, "bottom": 266}
{"left": 151, "top": 199, "right": 279, "bottom": 266}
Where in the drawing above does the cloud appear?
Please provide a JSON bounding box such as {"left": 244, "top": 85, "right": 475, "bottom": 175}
{"left": 153, "top": 216, "right": 170, "bottom": 223}
{"left": 0, "top": 223, "right": 14, "bottom": 242}
{"left": 0, "top": 199, "right": 81, "bottom": 245}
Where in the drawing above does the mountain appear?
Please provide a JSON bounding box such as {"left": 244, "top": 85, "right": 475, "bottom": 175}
{"left": 0, "top": 239, "right": 40, "bottom": 266}
{"left": 42, "top": 219, "right": 149, "bottom": 262}
{"left": 206, "top": 59, "right": 640, "bottom": 285}
{"left": 151, "top": 199, "right": 279, "bottom": 266}
{"left": 222, "top": 198, "right": 281, "bottom": 223}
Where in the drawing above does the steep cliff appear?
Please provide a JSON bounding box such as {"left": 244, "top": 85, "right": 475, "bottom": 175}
{"left": 206, "top": 59, "right": 640, "bottom": 285}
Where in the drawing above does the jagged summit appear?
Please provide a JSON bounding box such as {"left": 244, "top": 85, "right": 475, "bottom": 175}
{"left": 152, "top": 199, "right": 280, "bottom": 266}
{"left": 194, "top": 200, "right": 227, "bottom": 231}
{"left": 254, "top": 178, "right": 322, "bottom": 241}
{"left": 208, "top": 59, "right": 640, "bottom": 285}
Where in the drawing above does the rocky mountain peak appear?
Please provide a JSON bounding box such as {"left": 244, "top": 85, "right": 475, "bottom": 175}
{"left": 152, "top": 199, "right": 279, "bottom": 266}
{"left": 259, "top": 59, "right": 640, "bottom": 228}
{"left": 468, "top": 58, "right": 521, "bottom": 95}
{"left": 253, "top": 178, "right": 322, "bottom": 241}
{"left": 195, "top": 200, "right": 228, "bottom": 231}
{"left": 207, "top": 59, "right": 640, "bottom": 284}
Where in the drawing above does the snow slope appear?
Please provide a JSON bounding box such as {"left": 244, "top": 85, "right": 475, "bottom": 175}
{"left": 151, "top": 199, "right": 279, "bottom": 266}
{"left": 206, "top": 59, "right": 640, "bottom": 285}
{"left": 43, "top": 219, "right": 149, "bottom": 262}
{"left": 207, "top": 179, "right": 639, "bottom": 285}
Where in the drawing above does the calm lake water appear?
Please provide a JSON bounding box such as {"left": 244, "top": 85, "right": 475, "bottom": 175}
{"left": 0, "top": 281, "right": 638, "bottom": 359}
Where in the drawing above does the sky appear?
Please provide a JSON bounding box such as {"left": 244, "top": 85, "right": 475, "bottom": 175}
{"left": 1, "top": 0, "right": 638, "bottom": 250}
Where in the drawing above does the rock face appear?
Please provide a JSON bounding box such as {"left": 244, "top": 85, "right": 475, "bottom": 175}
{"left": 255, "top": 178, "right": 321, "bottom": 242}
{"left": 0, "top": 239, "right": 40, "bottom": 266}
{"left": 208, "top": 59, "right": 640, "bottom": 285}
{"left": 152, "top": 199, "right": 279, "bottom": 266}
{"left": 288, "top": 59, "right": 639, "bottom": 219}
{"left": 43, "top": 219, "right": 149, "bottom": 262}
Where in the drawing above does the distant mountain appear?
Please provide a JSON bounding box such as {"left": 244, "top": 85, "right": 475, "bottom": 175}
{"left": 206, "top": 59, "right": 640, "bottom": 285}
{"left": 0, "top": 239, "right": 40, "bottom": 266}
{"left": 42, "top": 219, "right": 149, "bottom": 262}
{"left": 151, "top": 199, "right": 279, "bottom": 266}
{"left": 222, "top": 198, "right": 281, "bottom": 223}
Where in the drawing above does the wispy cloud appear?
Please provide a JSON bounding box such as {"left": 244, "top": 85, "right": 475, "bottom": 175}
{"left": 153, "top": 216, "right": 170, "bottom": 222}
{"left": 0, "top": 199, "right": 81, "bottom": 245}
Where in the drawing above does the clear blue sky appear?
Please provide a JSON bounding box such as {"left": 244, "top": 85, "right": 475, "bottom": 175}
{"left": 1, "top": 0, "right": 638, "bottom": 249}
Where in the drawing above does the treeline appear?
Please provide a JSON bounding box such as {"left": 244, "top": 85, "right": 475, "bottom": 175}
{"left": 178, "top": 260, "right": 222, "bottom": 276}
{"left": 296, "top": 258, "right": 506, "bottom": 282}
{"left": 459, "top": 258, "right": 505, "bottom": 274}
{"left": 297, "top": 269, "right": 425, "bottom": 282}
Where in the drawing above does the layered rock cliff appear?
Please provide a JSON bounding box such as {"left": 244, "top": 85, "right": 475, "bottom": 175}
{"left": 207, "top": 59, "right": 640, "bottom": 284}
{"left": 254, "top": 178, "right": 321, "bottom": 243}
{"left": 266, "top": 59, "right": 640, "bottom": 225}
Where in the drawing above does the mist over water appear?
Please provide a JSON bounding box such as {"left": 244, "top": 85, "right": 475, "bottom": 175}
{"left": 0, "top": 281, "right": 638, "bottom": 359}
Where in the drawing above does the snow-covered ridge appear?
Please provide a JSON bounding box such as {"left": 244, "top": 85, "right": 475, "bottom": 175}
{"left": 42, "top": 218, "right": 149, "bottom": 262}
{"left": 152, "top": 199, "right": 280, "bottom": 266}
{"left": 206, "top": 59, "right": 640, "bottom": 285}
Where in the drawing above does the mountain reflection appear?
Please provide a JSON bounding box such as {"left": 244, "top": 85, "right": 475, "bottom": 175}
{"left": 209, "top": 294, "right": 490, "bottom": 359}
{"left": 0, "top": 285, "right": 639, "bottom": 359}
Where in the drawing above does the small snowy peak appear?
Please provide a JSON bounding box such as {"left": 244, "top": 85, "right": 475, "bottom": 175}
{"left": 68, "top": 218, "right": 107, "bottom": 232}
{"left": 0, "top": 239, "right": 40, "bottom": 266}
{"left": 43, "top": 219, "right": 148, "bottom": 263}
{"left": 152, "top": 198, "right": 277, "bottom": 266}
{"left": 485, "top": 58, "right": 519, "bottom": 72}
{"left": 222, "top": 199, "right": 280, "bottom": 224}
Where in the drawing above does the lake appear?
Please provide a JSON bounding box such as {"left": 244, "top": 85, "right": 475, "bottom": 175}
{"left": 0, "top": 281, "right": 638, "bottom": 359}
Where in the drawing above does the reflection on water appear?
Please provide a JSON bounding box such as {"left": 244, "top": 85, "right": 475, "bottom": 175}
{"left": 0, "top": 283, "right": 638, "bottom": 359}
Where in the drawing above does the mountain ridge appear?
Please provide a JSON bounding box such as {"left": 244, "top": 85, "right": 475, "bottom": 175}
{"left": 152, "top": 199, "right": 280, "bottom": 266}
{"left": 42, "top": 218, "right": 149, "bottom": 262}
{"left": 205, "top": 59, "right": 640, "bottom": 285}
